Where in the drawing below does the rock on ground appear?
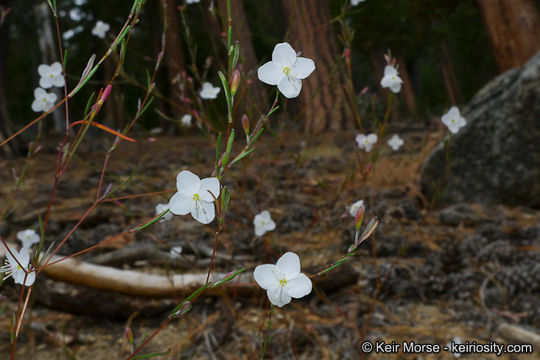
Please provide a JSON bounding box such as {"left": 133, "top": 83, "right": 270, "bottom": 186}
{"left": 421, "top": 51, "right": 540, "bottom": 207}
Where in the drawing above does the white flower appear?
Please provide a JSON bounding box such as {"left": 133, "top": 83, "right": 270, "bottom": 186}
{"left": 170, "top": 246, "right": 183, "bottom": 258}
{"left": 253, "top": 252, "right": 312, "bottom": 308}
{"left": 31, "top": 87, "right": 57, "bottom": 113}
{"left": 17, "top": 229, "right": 40, "bottom": 249}
{"left": 186, "top": 0, "right": 200, "bottom": 3}
{"left": 38, "top": 62, "right": 65, "bottom": 89}
{"left": 1, "top": 247, "right": 36, "bottom": 286}
{"left": 380, "top": 65, "right": 403, "bottom": 93}
{"left": 349, "top": 200, "right": 364, "bottom": 217}
{"left": 387, "top": 134, "right": 404, "bottom": 151}
{"left": 69, "top": 8, "right": 83, "bottom": 21}
{"left": 351, "top": 0, "right": 366, "bottom": 5}
{"left": 441, "top": 106, "right": 466, "bottom": 134}
{"left": 168, "top": 170, "right": 220, "bottom": 224}
{"left": 181, "top": 114, "right": 192, "bottom": 127}
{"left": 355, "top": 133, "right": 378, "bottom": 152}
{"left": 155, "top": 203, "right": 173, "bottom": 222}
{"left": 254, "top": 210, "right": 276, "bottom": 237}
{"left": 92, "top": 20, "right": 110, "bottom": 39}
{"left": 257, "top": 42, "right": 315, "bottom": 99}
{"left": 199, "top": 82, "right": 221, "bottom": 99}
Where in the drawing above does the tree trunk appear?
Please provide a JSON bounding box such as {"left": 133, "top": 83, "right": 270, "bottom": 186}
{"left": 281, "top": 0, "right": 353, "bottom": 133}
{"left": 162, "top": 0, "right": 187, "bottom": 129}
{"left": 34, "top": 2, "right": 64, "bottom": 132}
{"left": 439, "top": 42, "right": 462, "bottom": 105}
{"left": 477, "top": 0, "right": 540, "bottom": 71}
{"left": 217, "top": 0, "right": 265, "bottom": 116}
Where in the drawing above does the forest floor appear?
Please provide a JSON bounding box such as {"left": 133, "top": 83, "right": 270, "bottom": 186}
{"left": 0, "top": 126, "right": 539, "bottom": 359}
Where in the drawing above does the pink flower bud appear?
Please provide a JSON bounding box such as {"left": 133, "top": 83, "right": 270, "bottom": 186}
{"left": 241, "top": 114, "right": 249, "bottom": 135}
{"left": 355, "top": 207, "right": 364, "bottom": 230}
{"left": 343, "top": 48, "right": 351, "bottom": 60}
{"left": 231, "top": 69, "right": 241, "bottom": 96}
{"left": 124, "top": 326, "right": 133, "bottom": 344}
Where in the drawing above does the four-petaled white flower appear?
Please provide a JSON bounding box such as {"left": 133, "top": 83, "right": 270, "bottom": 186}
{"left": 349, "top": 199, "right": 365, "bottom": 217}
{"left": 380, "top": 65, "right": 403, "bottom": 93}
{"left": 254, "top": 210, "right": 276, "bottom": 237}
{"left": 155, "top": 203, "right": 173, "bottom": 222}
{"left": 355, "top": 133, "right": 378, "bottom": 152}
{"left": 168, "top": 170, "right": 220, "bottom": 224}
{"left": 257, "top": 42, "right": 315, "bottom": 99}
{"left": 31, "top": 87, "right": 57, "bottom": 113}
{"left": 351, "top": 0, "right": 366, "bottom": 5}
{"left": 1, "top": 247, "right": 36, "bottom": 286}
{"left": 387, "top": 134, "right": 404, "bottom": 151}
{"left": 38, "top": 62, "right": 65, "bottom": 89}
{"left": 441, "top": 106, "right": 466, "bottom": 134}
{"left": 200, "top": 82, "right": 221, "bottom": 99}
{"left": 92, "top": 20, "right": 110, "bottom": 39}
{"left": 254, "top": 252, "right": 312, "bottom": 308}
{"left": 17, "top": 229, "right": 40, "bottom": 249}
{"left": 181, "top": 114, "right": 192, "bottom": 127}
{"left": 170, "top": 246, "right": 183, "bottom": 258}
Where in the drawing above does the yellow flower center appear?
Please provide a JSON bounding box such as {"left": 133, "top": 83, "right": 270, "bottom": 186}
{"left": 50, "top": 74, "right": 54, "bottom": 78}
{"left": 17, "top": 265, "right": 21, "bottom": 271}
{"left": 283, "top": 67, "right": 291, "bottom": 75}
{"left": 192, "top": 193, "right": 201, "bottom": 201}
{"left": 279, "top": 278, "right": 287, "bottom": 287}
{"left": 451, "top": 118, "right": 455, "bottom": 123}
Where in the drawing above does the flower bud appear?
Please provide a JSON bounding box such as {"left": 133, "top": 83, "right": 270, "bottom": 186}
{"left": 355, "top": 207, "right": 364, "bottom": 230}
{"left": 124, "top": 326, "right": 133, "bottom": 344}
{"left": 241, "top": 114, "right": 249, "bottom": 135}
{"left": 231, "top": 69, "right": 241, "bottom": 96}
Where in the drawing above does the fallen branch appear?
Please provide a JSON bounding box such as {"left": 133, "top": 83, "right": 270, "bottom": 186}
{"left": 0, "top": 243, "right": 251, "bottom": 297}
{"left": 496, "top": 323, "right": 540, "bottom": 352}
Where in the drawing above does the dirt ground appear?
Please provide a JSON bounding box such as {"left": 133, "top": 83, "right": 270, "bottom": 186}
{"left": 0, "top": 127, "right": 539, "bottom": 359}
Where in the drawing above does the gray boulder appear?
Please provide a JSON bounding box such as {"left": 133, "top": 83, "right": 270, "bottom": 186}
{"left": 421, "top": 51, "right": 540, "bottom": 207}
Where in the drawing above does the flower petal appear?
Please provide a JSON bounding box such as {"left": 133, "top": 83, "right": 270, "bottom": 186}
{"left": 176, "top": 170, "right": 200, "bottom": 195}
{"left": 199, "top": 177, "right": 220, "bottom": 202}
{"left": 276, "top": 252, "right": 301, "bottom": 277}
{"left": 264, "top": 219, "right": 276, "bottom": 232}
{"left": 24, "top": 271, "right": 36, "bottom": 286}
{"left": 53, "top": 75, "right": 65, "bottom": 87}
{"left": 390, "top": 82, "right": 402, "bottom": 93}
{"left": 51, "top": 62, "right": 62, "bottom": 75}
{"left": 267, "top": 285, "right": 291, "bottom": 307}
{"left": 168, "top": 192, "right": 193, "bottom": 215}
{"left": 272, "top": 42, "right": 296, "bottom": 67}
{"left": 285, "top": 273, "right": 312, "bottom": 298}
{"left": 191, "top": 201, "right": 215, "bottom": 224}
{"left": 254, "top": 264, "right": 278, "bottom": 289}
{"left": 39, "top": 77, "right": 53, "bottom": 89}
{"left": 37, "top": 65, "right": 50, "bottom": 77}
{"left": 18, "top": 248, "right": 30, "bottom": 267}
{"left": 31, "top": 99, "right": 42, "bottom": 112}
{"left": 384, "top": 65, "right": 396, "bottom": 76}
{"left": 277, "top": 76, "right": 302, "bottom": 99}
{"left": 292, "top": 57, "right": 315, "bottom": 79}
{"left": 255, "top": 224, "right": 266, "bottom": 236}
{"left": 257, "top": 61, "right": 283, "bottom": 86}
{"left": 34, "top": 87, "right": 46, "bottom": 98}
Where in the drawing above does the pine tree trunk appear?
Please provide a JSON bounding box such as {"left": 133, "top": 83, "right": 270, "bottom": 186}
{"left": 217, "top": 0, "right": 265, "bottom": 115}
{"left": 477, "top": 0, "right": 540, "bottom": 71}
{"left": 281, "top": 0, "right": 353, "bottom": 133}
{"left": 34, "top": 2, "right": 64, "bottom": 132}
{"left": 162, "top": 0, "right": 186, "bottom": 126}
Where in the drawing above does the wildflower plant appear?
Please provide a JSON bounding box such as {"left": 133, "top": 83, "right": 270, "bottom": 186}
{"left": 253, "top": 210, "right": 276, "bottom": 237}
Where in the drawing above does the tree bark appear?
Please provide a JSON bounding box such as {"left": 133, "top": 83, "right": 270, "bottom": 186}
{"left": 281, "top": 0, "right": 353, "bottom": 133}
{"left": 477, "top": 0, "right": 540, "bottom": 71}
{"left": 162, "top": 0, "right": 187, "bottom": 127}
{"left": 217, "top": 0, "right": 265, "bottom": 115}
{"left": 34, "top": 2, "right": 64, "bottom": 132}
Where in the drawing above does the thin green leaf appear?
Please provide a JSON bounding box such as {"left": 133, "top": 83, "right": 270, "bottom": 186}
{"left": 230, "top": 148, "right": 255, "bottom": 165}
